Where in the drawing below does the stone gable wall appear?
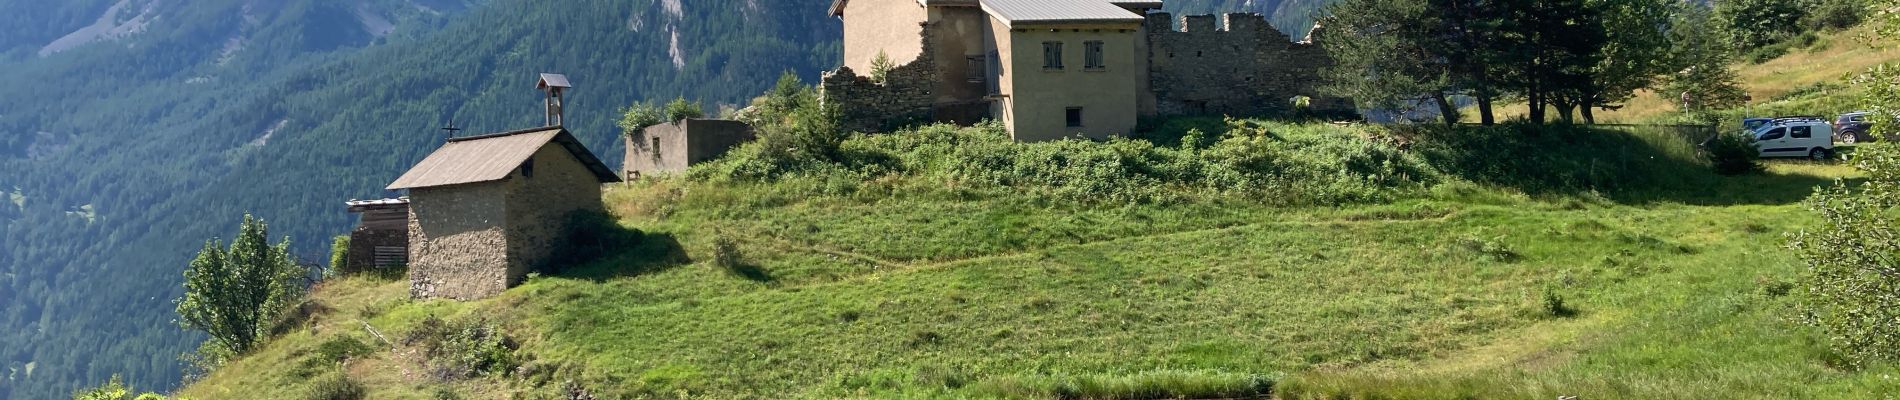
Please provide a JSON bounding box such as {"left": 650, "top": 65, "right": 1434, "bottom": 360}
{"left": 1146, "top": 12, "right": 1353, "bottom": 118}
{"left": 407, "top": 182, "right": 510, "bottom": 300}
{"left": 505, "top": 144, "right": 606, "bottom": 285}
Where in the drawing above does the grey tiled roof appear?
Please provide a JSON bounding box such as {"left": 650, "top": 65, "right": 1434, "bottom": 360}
{"left": 981, "top": 0, "right": 1146, "bottom": 25}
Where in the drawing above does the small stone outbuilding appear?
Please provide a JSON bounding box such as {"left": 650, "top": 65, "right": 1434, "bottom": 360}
{"left": 622, "top": 119, "right": 755, "bottom": 179}
{"left": 343, "top": 197, "right": 411, "bottom": 274}
{"left": 386, "top": 126, "right": 620, "bottom": 300}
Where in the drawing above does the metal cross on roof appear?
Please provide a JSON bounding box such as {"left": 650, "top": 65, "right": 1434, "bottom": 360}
{"left": 441, "top": 120, "right": 463, "bottom": 138}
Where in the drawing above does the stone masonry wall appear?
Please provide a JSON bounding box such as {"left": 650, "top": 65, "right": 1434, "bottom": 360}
{"left": 823, "top": 19, "right": 938, "bottom": 133}
{"left": 1146, "top": 13, "right": 1354, "bottom": 118}
{"left": 504, "top": 143, "right": 605, "bottom": 284}
{"left": 346, "top": 226, "right": 406, "bottom": 273}
{"left": 407, "top": 182, "right": 510, "bottom": 300}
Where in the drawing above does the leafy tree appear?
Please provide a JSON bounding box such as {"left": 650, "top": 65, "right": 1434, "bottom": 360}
{"left": 1664, "top": 3, "right": 1749, "bottom": 113}
{"left": 1789, "top": 145, "right": 1900, "bottom": 366}
{"left": 1578, "top": 0, "right": 1677, "bottom": 123}
{"left": 1322, "top": 0, "right": 1459, "bottom": 124}
{"left": 664, "top": 96, "right": 705, "bottom": 122}
{"left": 618, "top": 101, "right": 664, "bottom": 136}
{"left": 175, "top": 215, "right": 307, "bottom": 361}
{"left": 1714, "top": 0, "right": 1808, "bottom": 50}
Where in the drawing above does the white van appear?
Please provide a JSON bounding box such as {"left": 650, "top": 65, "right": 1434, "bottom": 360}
{"left": 1752, "top": 117, "right": 1836, "bottom": 160}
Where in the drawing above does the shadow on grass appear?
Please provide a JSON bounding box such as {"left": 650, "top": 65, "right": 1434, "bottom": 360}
{"left": 723, "top": 263, "right": 775, "bottom": 283}
{"left": 1410, "top": 123, "right": 1854, "bottom": 206}
{"left": 549, "top": 211, "right": 691, "bottom": 282}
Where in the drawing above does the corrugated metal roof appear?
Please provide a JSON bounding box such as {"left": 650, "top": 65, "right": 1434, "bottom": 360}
{"left": 982, "top": 0, "right": 1145, "bottom": 25}
{"left": 538, "top": 73, "right": 571, "bottom": 89}
{"left": 386, "top": 127, "right": 618, "bottom": 190}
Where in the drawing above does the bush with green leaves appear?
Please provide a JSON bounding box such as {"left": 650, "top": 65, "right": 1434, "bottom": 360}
{"left": 70, "top": 376, "right": 174, "bottom": 400}
{"left": 305, "top": 370, "right": 366, "bottom": 400}
{"left": 1704, "top": 131, "right": 1763, "bottom": 175}
{"left": 326, "top": 235, "right": 349, "bottom": 279}
{"left": 175, "top": 215, "right": 308, "bottom": 365}
{"left": 402, "top": 315, "right": 519, "bottom": 380}
{"left": 664, "top": 96, "right": 704, "bottom": 122}
{"left": 1788, "top": 144, "right": 1900, "bottom": 367}
{"left": 698, "top": 118, "right": 1436, "bottom": 204}
{"left": 618, "top": 101, "right": 664, "bottom": 136}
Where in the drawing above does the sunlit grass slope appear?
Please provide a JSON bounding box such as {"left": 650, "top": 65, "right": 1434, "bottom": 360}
{"left": 177, "top": 123, "right": 1899, "bottom": 399}
{"left": 1481, "top": 24, "right": 1900, "bottom": 123}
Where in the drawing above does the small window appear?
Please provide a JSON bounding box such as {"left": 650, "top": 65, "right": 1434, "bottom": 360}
{"left": 1065, "top": 107, "right": 1083, "bottom": 128}
{"left": 1084, "top": 41, "right": 1105, "bottom": 70}
{"left": 1042, "top": 41, "right": 1064, "bottom": 69}
{"left": 1792, "top": 125, "right": 1812, "bottom": 138}
{"left": 520, "top": 156, "right": 535, "bottom": 178}
{"left": 967, "top": 55, "right": 986, "bottom": 82}
{"left": 650, "top": 137, "right": 662, "bottom": 161}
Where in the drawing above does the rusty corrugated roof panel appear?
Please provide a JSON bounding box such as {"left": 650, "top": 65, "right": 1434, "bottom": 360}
{"left": 982, "top": 0, "right": 1145, "bottom": 26}
{"left": 386, "top": 126, "right": 619, "bottom": 190}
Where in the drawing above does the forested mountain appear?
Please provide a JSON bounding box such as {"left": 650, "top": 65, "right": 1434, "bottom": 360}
{"left": 1161, "top": 0, "right": 1336, "bottom": 36}
{"left": 0, "top": 0, "right": 1319, "bottom": 398}
{"left": 0, "top": 0, "right": 839, "bottom": 398}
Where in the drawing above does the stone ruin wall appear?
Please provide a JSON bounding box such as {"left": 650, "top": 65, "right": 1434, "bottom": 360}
{"left": 1146, "top": 13, "right": 1354, "bottom": 118}
{"left": 822, "top": 19, "right": 939, "bottom": 133}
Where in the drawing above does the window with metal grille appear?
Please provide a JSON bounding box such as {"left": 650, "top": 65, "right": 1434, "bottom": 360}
{"left": 967, "top": 55, "right": 985, "bottom": 82}
{"left": 1084, "top": 41, "right": 1104, "bottom": 70}
{"left": 1066, "top": 107, "right": 1083, "bottom": 128}
{"left": 1043, "top": 41, "right": 1063, "bottom": 69}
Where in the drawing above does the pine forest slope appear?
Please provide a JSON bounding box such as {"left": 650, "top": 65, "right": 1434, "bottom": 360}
{"left": 0, "top": 1, "right": 1325, "bottom": 398}
{"left": 0, "top": 0, "right": 839, "bottom": 398}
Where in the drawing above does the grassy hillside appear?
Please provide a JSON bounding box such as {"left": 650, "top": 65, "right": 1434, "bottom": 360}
{"left": 173, "top": 120, "right": 1898, "bottom": 399}
{"left": 1486, "top": 23, "right": 1900, "bottom": 123}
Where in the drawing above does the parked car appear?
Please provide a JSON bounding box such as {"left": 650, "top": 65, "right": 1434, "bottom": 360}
{"left": 1835, "top": 111, "right": 1884, "bottom": 143}
{"left": 1751, "top": 117, "right": 1836, "bottom": 160}
{"left": 1742, "top": 117, "right": 1773, "bottom": 133}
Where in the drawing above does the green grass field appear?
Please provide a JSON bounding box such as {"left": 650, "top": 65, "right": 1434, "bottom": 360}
{"left": 173, "top": 119, "right": 1900, "bottom": 399}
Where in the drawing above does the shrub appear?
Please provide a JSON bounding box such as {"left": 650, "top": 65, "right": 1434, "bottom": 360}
{"left": 1704, "top": 131, "right": 1763, "bottom": 175}
{"left": 618, "top": 101, "right": 664, "bottom": 136}
{"left": 403, "top": 316, "right": 520, "bottom": 380}
{"left": 664, "top": 96, "right": 704, "bottom": 122}
{"left": 1788, "top": 144, "right": 1900, "bottom": 367}
{"left": 711, "top": 232, "right": 743, "bottom": 271}
{"left": 176, "top": 215, "right": 308, "bottom": 356}
{"left": 1542, "top": 287, "right": 1577, "bottom": 318}
{"left": 326, "top": 235, "right": 349, "bottom": 279}
{"left": 297, "top": 336, "right": 377, "bottom": 377}
{"left": 305, "top": 370, "right": 366, "bottom": 400}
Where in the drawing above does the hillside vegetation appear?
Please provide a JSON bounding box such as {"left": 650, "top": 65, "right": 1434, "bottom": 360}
{"left": 170, "top": 118, "right": 1898, "bottom": 399}
{"left": 1494, "top": 15, "right": 1900, "bottom": 124}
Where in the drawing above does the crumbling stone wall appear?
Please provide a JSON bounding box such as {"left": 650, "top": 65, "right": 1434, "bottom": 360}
{"left": 1146, "top": 13, "right": 1354, "bottom": 118}
{"left": 407, "top": 182, "right": 510, "bottom": 300}
{"left": 623, "top": 119, "right": 755, "bottom": 178}
{"left": 823, "top": 19, "right": 939, "bottom": 133}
